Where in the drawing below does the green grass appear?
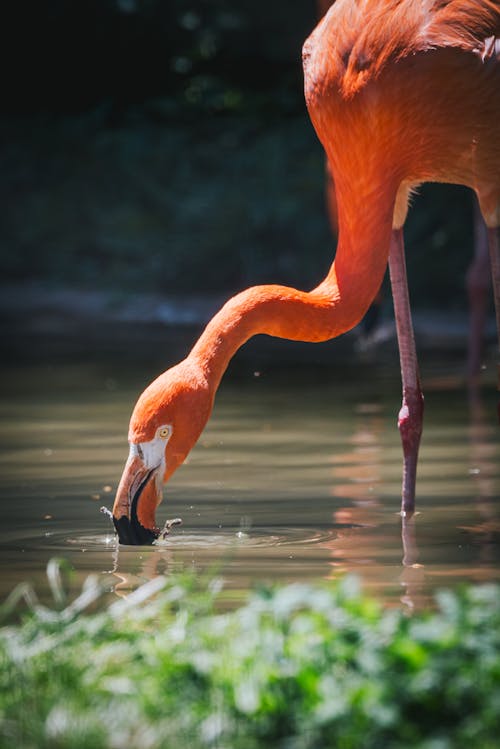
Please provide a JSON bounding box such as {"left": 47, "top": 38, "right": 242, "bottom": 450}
{"left": 1, "top": 564, "right": 500, "bottom": 749}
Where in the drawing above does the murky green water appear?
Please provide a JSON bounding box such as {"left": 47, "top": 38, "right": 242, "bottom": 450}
{"left": 1, "top": 332, "right": 499, "bottom": 611}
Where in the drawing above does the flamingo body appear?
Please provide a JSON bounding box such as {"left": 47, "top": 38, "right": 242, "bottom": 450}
{"left": 304, "top": 3, "right": 500, "bottom": 227}
{"left": 113, "top": 0, "right": 500, "bottom": 544}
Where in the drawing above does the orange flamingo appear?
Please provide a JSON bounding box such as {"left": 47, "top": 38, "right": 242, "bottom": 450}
{"left": 318, "top": 0, "right": 496, "bottom": 370}
{"left": 113, "top": 0, "right": 500, "bottom": 544}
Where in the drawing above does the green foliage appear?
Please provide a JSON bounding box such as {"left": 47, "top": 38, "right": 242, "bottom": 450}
{"left": 0, "top": 113, "right": 331, "bottom": 295}
{"left": 1, "top": 565, "right": 500, "bottom": 749}
{"left": 1, "top": 1, "right": 476, "bottom": 310}
{"left": 3, "top": 0, "right": 312, "bottom": 116}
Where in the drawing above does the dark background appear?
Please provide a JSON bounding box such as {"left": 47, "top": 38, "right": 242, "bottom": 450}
{"left": 0, "top": 0, "right": 477, "bottom": 312}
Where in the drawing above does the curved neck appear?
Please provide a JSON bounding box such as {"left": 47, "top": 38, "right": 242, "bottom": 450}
{"left": 189, "top": 188, "right": 394, "bottom": 391}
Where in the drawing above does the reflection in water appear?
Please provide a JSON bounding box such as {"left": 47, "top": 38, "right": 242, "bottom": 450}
{"left": 327, "top": 400, "right": 426, "bottom": 610}
{"left": 0, "top": 352, "right": 499, "bottom": 610}
{"left": 324, "top": 403, "right": 383, "bottom": 578}
{"left": 464, "top": 394, "right": 500, "bottom": 566}
{"left": 110, "top": 547, "right": 174, "bottom": 599}
{"left": 400, "top": 514, "right": 426, "bottom": 613}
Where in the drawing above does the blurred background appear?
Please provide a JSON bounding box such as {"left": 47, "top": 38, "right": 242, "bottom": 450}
{"left": 0, "top": 0, "right": 499, "bottom": 613}
{"left": 0, "top": 0, "right": 481, "bottom": 349}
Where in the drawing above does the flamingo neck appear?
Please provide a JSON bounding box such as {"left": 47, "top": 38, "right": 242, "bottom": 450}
{"left": 189, "top": 198, "right": 394, "bottom": 391}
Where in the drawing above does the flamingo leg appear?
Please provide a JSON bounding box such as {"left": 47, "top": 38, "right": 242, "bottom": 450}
{"left": 388, "top": 228, "right": 424, "bottom": 515}
{"left": 486, "top": 225, "right": 500, "bottom": 421}
{"left": 466, "top": 201, "right": 490, "bottom": 385}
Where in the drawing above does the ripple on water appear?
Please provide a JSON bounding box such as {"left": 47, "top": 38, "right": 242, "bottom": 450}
{"left": 64, "top": 534, "right": 118, "bottom": 549}
{"left": 42, "top": 523, "right": 363, "bottom": 551}
{"left": 5, "top": 521, "right": 364, "bottom": 556}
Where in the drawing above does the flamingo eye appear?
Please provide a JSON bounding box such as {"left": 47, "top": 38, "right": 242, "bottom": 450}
{"left": 159, "top": 426, "right": 172, "bottom": 440}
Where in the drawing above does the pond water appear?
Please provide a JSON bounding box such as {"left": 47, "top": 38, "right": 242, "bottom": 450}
{"left": 1, "top": 327, "right": 499, "bottom": 612}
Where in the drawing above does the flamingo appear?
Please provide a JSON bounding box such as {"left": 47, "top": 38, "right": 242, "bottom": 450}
{"left": 112, "top": 0, "right": 500, "bottom": 545}
{"left": 318, "top": 0, "right": 496, "bottom": 368}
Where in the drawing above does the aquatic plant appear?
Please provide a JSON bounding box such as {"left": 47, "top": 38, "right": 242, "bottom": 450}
{"left": 1, "top": 564, "right": 500, "bottom": 749}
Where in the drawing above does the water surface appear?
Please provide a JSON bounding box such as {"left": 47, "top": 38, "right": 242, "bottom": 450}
{"left": 1, "top": 333, "right": 499, "bottom": 611}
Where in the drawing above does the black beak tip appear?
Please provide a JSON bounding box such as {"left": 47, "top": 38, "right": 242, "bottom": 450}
{"left": 112, "top": 467, "right": 160, "bottom": 546}
{"left": 113, "top": 514, "right": 158, "bottom": 546}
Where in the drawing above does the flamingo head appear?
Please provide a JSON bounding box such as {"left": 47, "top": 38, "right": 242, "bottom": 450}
{"left": 112, "top": 361, "right": 212, "bottom": 545}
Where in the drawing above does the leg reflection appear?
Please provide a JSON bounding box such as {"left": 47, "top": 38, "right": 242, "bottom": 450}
{"left": 400, "top": 513, "right": 425, "bottom": 613}
{"left": 326, "top": 401, "right": 428, "bottom": 611}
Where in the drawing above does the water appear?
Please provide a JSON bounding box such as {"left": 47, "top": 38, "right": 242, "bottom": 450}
{"left": 1, "top": 330, "right": 499, "bottom": 611}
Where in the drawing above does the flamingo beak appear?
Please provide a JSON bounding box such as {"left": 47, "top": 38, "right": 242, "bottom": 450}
{"left": 112, "top": 453, "right": 162, "bottom": 545}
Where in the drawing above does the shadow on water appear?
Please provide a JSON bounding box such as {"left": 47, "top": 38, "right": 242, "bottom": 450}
{"left": 0, "top": 323, "right": 499, "bottom": 611}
